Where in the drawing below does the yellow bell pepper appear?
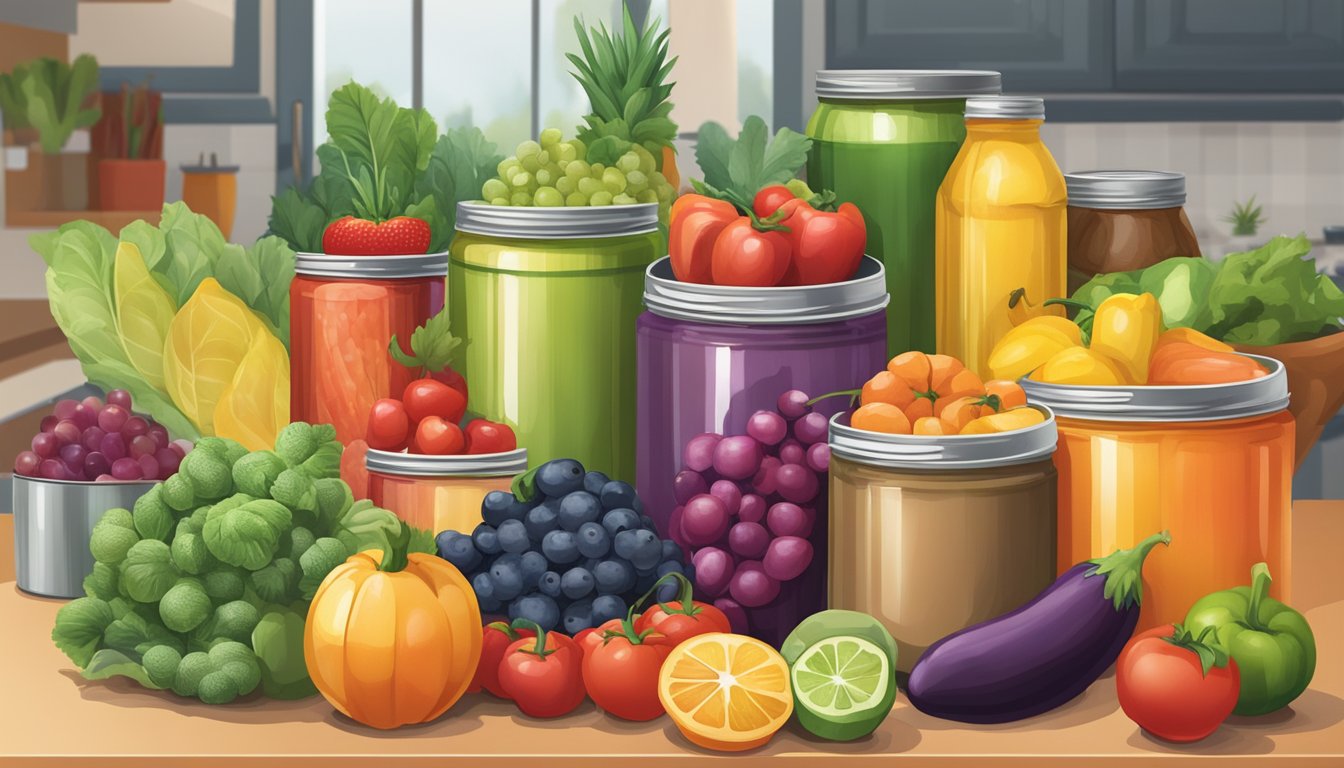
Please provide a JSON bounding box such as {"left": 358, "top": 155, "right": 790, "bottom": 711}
{"left": 1032, "top": 346, "right": 1130, "bottom": 386}
{"left": 959, "top": 407, "right": 1047, "bottom": 435}
{"left": 987, "top": 315, "right": 1083, "bottom": 381}
{"left": 1155, "top": 326, "right": 1233, "bottom": 354}
{"left": 1088, "top": 293, "right": 1163, "bottom": 384}
{"left": 1006, "top": 287, "right": 1066, "bottom": 327}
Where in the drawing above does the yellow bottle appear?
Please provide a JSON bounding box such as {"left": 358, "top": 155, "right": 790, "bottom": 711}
{"left": 936, "top": 96, "right": 1067, "bottom": 379}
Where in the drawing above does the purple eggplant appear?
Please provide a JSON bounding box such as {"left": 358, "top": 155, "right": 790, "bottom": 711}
{"left": 906, "top": 531, "right": 1170, "bottom": 724}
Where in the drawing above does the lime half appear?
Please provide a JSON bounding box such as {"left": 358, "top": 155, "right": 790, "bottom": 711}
{"left": 782, "top": 610, "right": 899, "bottom": 741}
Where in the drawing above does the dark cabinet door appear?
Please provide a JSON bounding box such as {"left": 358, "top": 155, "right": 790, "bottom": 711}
{"left": 826, "top": 0, "right": 1114, "bottom": 91}
{"left": 1116, "top": 0, "right": 1344, "bottom": 91}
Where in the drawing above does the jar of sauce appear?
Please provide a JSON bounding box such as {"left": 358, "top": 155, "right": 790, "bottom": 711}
{"left": 367, "top": 447, "right": 528, "bottom": 535}
{"left": 827, "top": 406, "right": 1058, "bottom": 672}
{"left": 1065, "top": 170, "right": 1201, "bottom": 293}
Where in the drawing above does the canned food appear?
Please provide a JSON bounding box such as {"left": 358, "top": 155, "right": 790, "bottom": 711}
{"left": 366, "top": 447, "right": 528, "bottom": 535}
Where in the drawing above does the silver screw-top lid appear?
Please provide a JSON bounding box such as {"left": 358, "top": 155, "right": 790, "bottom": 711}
{"left": 1064, "top": 170, "right": 1188, "bottom": 210}
{"left": 294, "top": 252, "right": 447, "bottom": 278}
{"left": 456, "top": 201, "right": 658, "bottom": 239}
{"left": 365, "top": 447, "right": 529, "bottom": 477}
{"left": 828, "top": 405, "right": 1058, "bottom": 470}
{"left": 815, "top": 69, "right": 1002, "bottom": 100}
{"left": 965, "top": 95, "right": 1045, "bottom": 120}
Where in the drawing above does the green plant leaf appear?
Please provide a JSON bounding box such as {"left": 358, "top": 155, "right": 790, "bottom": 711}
{"left": 252, "top": 609, "right": 317, "bottom": 699}
{"left": 157, "top": 202, "right": 226, "bottom": 306}
{"left": 266, "top": 186, "right": 329, "bottom": 253}
{"left": 694, "top": 116, "right": 811, "bottom": 205}
{"left": 387, "top": 307, "right": 460, "bottom": 374}
{"left": 203, "top": 499, "right": 292, "bottom": 571}
{"left": 413, "top": 126, "right": 502, "bottom": 250}
{"left": 81, "top": 649, "right": 164, "bottom": 690}
{"left": 51, "top": 597, "right": 114, "bottom": 668}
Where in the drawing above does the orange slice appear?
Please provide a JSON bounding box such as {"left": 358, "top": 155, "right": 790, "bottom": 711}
{"left": 658, "top": 633, "right": 794, "bottom": 752}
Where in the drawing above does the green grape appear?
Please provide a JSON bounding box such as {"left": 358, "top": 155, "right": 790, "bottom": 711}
{"left": 482, "top": 178, "right": 509, "bottom": 200}
{"left": 511, "top": 171, "right": 533, "bottom": 189}
{"left": 565, "top": 160, "right": 591, "bottom": 179}
{"left": 565, "top": 191, "right": 588, "bottom": 207}
{"left": 633, "top": 144, "right": 657, "bottom": 174}
{"left": 497, "top": 158, "right": 514, "bottom": 177}
{"left": 536, "top": 169, "right": 555, "bottom": 187}
{"left": 489, "top": 196, "right": 510, "bottom": 206}
{"left": 555, "top": 176, "right": 577, "bottom": 195}
{"left": 636, "top": 189, "right": 659, "bottom": 204}
{"left": 537, "top": 150, "right": 551, "bottom": 166}
{"left": 626, "top": 170, "right": 649, "bottom": 193}
{"left": 590, "top": 190, "right": 614, "bottom": 206}
{"left": 577, "top": 177, "right": 603, "bottom": 196}
{"left": 521, "top": 154, "right": 541, "bottom": 173}
{"left": 570, "top": 137, "right": 587, "bottom": 159}
{"left": 500, "top": 160, "right": 522, "bottom": 180}
{"left": 555, "top": 143, "right": 578, "bottom": 163}
{"left": 785, "top": 178, "right": 815, "bottom": 199}
{"left": 534, "top": 186, "right": 564, "bottom": 207}
{"left": 602, "top": 167, "right": 627, "bottom": 194}
{"left": 510, "top": 191, "right": 533, "bottom": 206}
{"left": 516, "top": 140, "right": 542, "bottom": 159}
{"left": 655, "top": 182, "right": 674, "bottom": 202}
{"left": 616, "top": 152, "right": 640, "bottom": 174}
{"left": 590, "top": 163, "right": 606, "bottom": 177}
{"left": 651, "top": 171, "right": 669, "bottom": 187}
{"left": 539, "top": 127, "right": 562, "bottom": 148}
{"left": 613, "top": 193, "right": 637, "bottom": 205}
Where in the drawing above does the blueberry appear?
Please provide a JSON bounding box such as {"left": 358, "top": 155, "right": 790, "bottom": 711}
{"left": 535, "top": 459, "right": 586, "bottom": 498}
{"left": 561, "top": 567, "right": 595, "bottom": 600}
{"left": 583, "top": 470, "right": 610, "bottom": 496}
{"left": 520, "top": 551, "right": 548, "bottom": 588}
{"left": 634, "top": 570, "right": 658, "bottom": 594}
{"left": 541, "top": 529, "right": 580, "bottom": 565}
{"left": 538, "top": 570, "right": 562, "bottom": 598}
{"left": 506, "top": 496, "right": 538, "bottom": 521}
{"left": 583, "top": 556, "right": 603, "bottom": 572}
{"left": 593, "top": 559, "right": 635, "bottom": 595}
{"left": 436, "top": 530, "right": 484, "bottom": 573}
{"left": 471, "top": 571, "right": 495, "bottom": 603}
{"left": 683, "top": 562, "right": 696, "bottom": 586}
{"left": 489, "top": 556, "right": 524, "bottom": 601}
{"left": 497, "top": 519, "right": 531, "bottom": 554}
{"left": 630, "top": 530, "right": 663, "bottom": 571}
{"left": 591, "top": 594, "right": 627, "bottom": 625}
{"left": 558, "top": 491, "right": 602, "bottom": 532}
{"left": 640, "top": 514, "right": 657, "bottom": 531}
{"left": 632, "top": 495, "right": 646, "bottom": 514}
{"left": 481, "top": 490, "right": 516, "bottom": 527}
{"left": 613, "top": 529, "right": 641, "bottom": 560}
{"left": 601, "top": 508, "right": 640, "bottom": 538}
{"left": 599, "top": 480, "right": 637, "bottom": 510}
{"left": 656, "top": 561, "right": 684, "bottom": 602}
{"left": 509, "top": 593, "right": 561, "bottom": 633}
{"left": 525, "top": 501, "right": 559, "bottom": 541}
{"left": 660, "top": 539, "right": 685, "bottom": 565}
{"left": 471, "top": 523, "right": 502, "bottom": 556}
{"left": 562, "top": 598, "right": 594, "bottom": 634}
{"left": 476, "top": 594, "right": 502, "bottom": 614}
{"left": 576, "top": 522, "right": 610, "bottom": 559}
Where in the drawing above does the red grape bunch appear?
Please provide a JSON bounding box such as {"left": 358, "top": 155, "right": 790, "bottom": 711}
{"left": 13, "top": 390, "right": 193, "bottom": 482}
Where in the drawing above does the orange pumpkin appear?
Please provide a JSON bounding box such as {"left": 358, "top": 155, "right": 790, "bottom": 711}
{"left": 859, "top": 351, "right": 986, "bottom": 424}
{"left": 304, "top": 549, "right": 482, "bottom": 729}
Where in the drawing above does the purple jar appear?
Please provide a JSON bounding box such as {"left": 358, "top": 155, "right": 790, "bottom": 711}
{"left": 635, "top": 256, "right": 888, "bottom": 645}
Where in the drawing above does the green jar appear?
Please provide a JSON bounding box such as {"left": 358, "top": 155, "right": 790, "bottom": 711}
{"left": 807, "top": 70, "right": 1000, "bottom": 355}
{"left": 450, "top": 202, "right": 660, "bottom": 482}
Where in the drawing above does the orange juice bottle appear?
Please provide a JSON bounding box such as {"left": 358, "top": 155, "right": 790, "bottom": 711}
{"left": 935, "top": 96, "right": 1066, "bottom": 378}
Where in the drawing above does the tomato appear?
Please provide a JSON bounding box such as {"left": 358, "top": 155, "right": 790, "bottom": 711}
{"left": 710, "top": 217, "right": 791, "bottom": 287}
{"left": 633, "top": 572, "right": 732, "bottom": 647}
{"left": 1117, "top": 624, "right": 1241, "bottom": 743}
{"left": 669, "top": 193, "right": 735, "bottom": 232}
{"left": 574, "top": 627, "right": 605, "bottom": 657}
{"left": 497, "top": 623, "right": 586, "bottom": 718}
{"left": 751, "top": 185, "right": 797, "bottom": 218}
{"left": 465, "top": 419, "right": 517, "bottom": 455}
{"left": 365, "top": 398, "right": 410, "bottom": 451}
{"left": 777, "top": 200, "right": 867, "bottom": 285}
{"left": 402, "top": 378, "right": 467, "bottom": 425}
{"left": 412, "top": 416, "right": 466, "bottom": 455}
{"left": 472, "top": 621, "right": 535, "bottom": 698}
{"left": 430, "top": 365, "right": 469, "bottom": 402}
{"left": 582, "top": 618, "right": 671, "bottom": 721}
{"left": 670, "top": 207, "right": 735, "bottom": 284}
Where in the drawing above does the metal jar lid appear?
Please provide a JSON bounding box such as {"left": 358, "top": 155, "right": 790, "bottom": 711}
{"left": 1064, "top": 171, "right": 1187, "bottom": 210}
{"left": 456, "top": 201, "right": 658, "bottom": 239}
{"left": 965, "top": 96, "right": 1045, "bottom": 120}
{"left": 815, "top": 69, "right": 1002, "bottom": 100}
{"left": 294, "top": 252, "right": 447, "bottom": 278}
{"left": 643, "top": 255, "right": 890, "bottom": 326}
{"left": 365, "top": 447, "right": 529, "bottom": 478}
{"left": 827, "top": 405, "right": 1057, "bottom": 471}
{"left": 1020, "top": 354, "right": 1288, "bottom": 422}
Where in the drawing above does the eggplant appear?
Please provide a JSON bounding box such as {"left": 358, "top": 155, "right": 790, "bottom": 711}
{"left": 906, "top": 531, "right": 1169, "bottom": 724}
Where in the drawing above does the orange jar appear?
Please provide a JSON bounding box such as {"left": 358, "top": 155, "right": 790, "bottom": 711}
{"left": 366, "top": 448, "right": 528, "bottom": 535}
{"left": 1022, "top": 354, "right": 1293, "bottom": 631}
{"left": 290, "top": 253, "right": 446, "bottom": 443}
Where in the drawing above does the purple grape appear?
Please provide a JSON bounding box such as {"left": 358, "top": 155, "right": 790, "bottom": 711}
{"left": 711, "top": 435, "right": 762, "bottom": 481}
{"left": 806, "top": 443, "right": 831, "bottom": 474}
{"left": 746, "top": 410, "right": 787, "bottom": 446}
{"left": 110, "top": 457, "right": 143, "bottom": 481}
{"left": 777, "top": 390, "right": 811, "bottom": 420}
{"left": 39, "top": 458, "right": 69, "bottom": 480}
{"left": 106, "top": 389, "right": 132, "bottom": 410}
{"left": 82, "top": 426, "right": 106, "bottom": 453}
{"left": 39, "top": 415, "right": 59, "bottom": 433}
{"left": 779, "top": 439, "right": 804, "bottom": 466}
{"left": 714, "top": 597, "right": 749, "bottom": 634}
{"left": 691, "top": 547, "right": 733, "bottom": 598}
{"left": 170, "top": 439, "right": 193, "bottom": 458}
{"left": 668, "top": 505, "right": 686, "bottom": 548}
{"left": 95, "top": 474, "right": 115, "bottom": 482}
{"left": 60, "top": 443, "right": 88, "bottom": 475}
{"left": 728, "top": 521, "right": 770, "bottom": 559}
{"left": 53, "top": 399, "right": 79, "bottom": 421}
{"left": 729, "top": 561, "right": 780, "bottom": 608}
{"left": 14, "top": 450, "right": 40, "bottom": 477}
{"left": 155, "top": 448, "right": 181, "bottom": 478}
{"left": 98, "top": 405, "right": 129, "bottom": 433}
{"left": 53, "top": 420, "right": 80, "bottom": 446}
{"left": 31, "top": 432, "right": 58, "bottom": 459}
{"left": 764, "top": 536, "right": 814, "bottom": 582}
{"left": 100, "top": 432, "right": 127, "bottom": 461}
{"left": 682, "top": 433, "right": 721, "bottom": 473}
{"left": 793, "top": 411, "right": 829, "bottom": 446}
{"left": 767, "top": 502, "right": 814, "bottom": 538}
{"left": 81, "top": 395, "right": 103, "bottom": 410}
{"left": 751, "top": 456, "right": 781, "bottom": 496}
{"left": 148, "top": 424, "right": 170, "bottom": 450}
{"left": 709, "top": 479, "right": 742, "bottom": 517}
{"left": 123, "top": 417, "right": 149, "bottom": 438}
{"left": 129, "top": 435, "right": 156, "bottom": 458}
{"left": 72, "top": 404, "right": 98, "bottom": 430}
{"left": 738, "top": 494, "right": 766, "bottom": 524}
{"left": 680, "top": 494, "right": 730, "bottom": 547}
{"left": 672, "top": 470, "right": 708, "bottom": 505}
{"left": 84, "top": 451, "right": 111, "bottom": 480}
{"left": 776, "top": 463, "right": 820, "bottom": 504}
{"left": 138, "top": 454, "right": 160, "bottom": 481}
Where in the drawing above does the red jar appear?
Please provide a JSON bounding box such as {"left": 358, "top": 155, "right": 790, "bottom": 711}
{"left": 290, "top": 253, "right": 446, "bottom": 443}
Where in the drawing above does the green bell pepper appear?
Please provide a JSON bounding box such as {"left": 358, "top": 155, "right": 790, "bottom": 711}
{"left": 1184, "top": 562, "right": 1316, "bottom": 716}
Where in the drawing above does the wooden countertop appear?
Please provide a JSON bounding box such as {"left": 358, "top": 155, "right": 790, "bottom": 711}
{"left": 1, "top": 503, "right": 1341, "bottom": 767}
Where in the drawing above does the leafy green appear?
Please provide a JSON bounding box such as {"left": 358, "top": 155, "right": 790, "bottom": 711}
{"left": 388, "top": 307, "right": 461, "bottom": 374}
{"left": 334, "top": 500, "right": 404, "bottom": 558}
{"left": 119, "top": 540, "right": 179, "bottom": 603}
{"left": 1139, "top": 257, "right": 1218, "bottom": 330}
{"left": 159, "top": 579, "right": 212, "bottom": 632}
{"left": 252, "top": 609, "right": 317, "bottom": 700}
{"left": 15, "top": 55, "right": 101, "bottom": 153}
{"left": 413, "top": 127, "right": 504, "bottom": 251}
{"left": 83, "top": 649, "right": 165, "bottom": 690}
{"left": 693, "top": 116, "right": 811, "bottom": 207}
{"left": 298, "top": 538, "right": 348, "bottom": 599}
{"left": 203, "top": 499, "right": 292, "bottom": 571}
{"left": 52, "top": 598, "right": 115, "bottom": 668}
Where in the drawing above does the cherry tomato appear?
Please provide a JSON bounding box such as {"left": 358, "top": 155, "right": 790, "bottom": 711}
{"left": 576, "top": 618, "right": 624, "bottom": 658}
{"left": 633, "top": 572, "right": 732, "bottom": 647}
{"left": 402, "top": 378, "right": 467, "bottom": 425}
{"left": 777, "top": 200, "right": 867, "bottom": 285}
{"left": 581, "top": 617, "right": 671, "bottom": 721}
{"left": 472, "top": 621, "right": 535, "bottom": 698}
{"left": 1117, "top": 624, "right": 1241, "bottom": 743}
{"left": 669, "top": 201, "right": 735, "bottom": 284}
{"left": 431, "top": 365, "right": 469, "bottom": 402}
{"left": 710, "top": 217, "right": 791, "bottom": 287}
{"left": 669, "top": 192, "right": 735, "bottom": 232}
{"left": 497, "top": 621, "right": 586, "bottom": 718}
{"left": 751, "top": 184, "right": 797, "bottom": 218}
{"left": 365, "top": 398, "right": 410, "bottom": 451}
{"left": 465, "top": 419, "right": 517, "bottom": 455}
{"left": 412, "top": 416, "right": 466, "bottom": 455}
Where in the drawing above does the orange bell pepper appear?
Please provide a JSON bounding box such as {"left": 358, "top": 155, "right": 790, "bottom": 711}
{"left": 1148, "top": 342, "right": 1268, "bottom": 385}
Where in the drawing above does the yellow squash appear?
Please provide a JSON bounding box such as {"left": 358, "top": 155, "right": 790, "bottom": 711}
{"left": 987, "top": 315, "right": 1083, "bottom": 381}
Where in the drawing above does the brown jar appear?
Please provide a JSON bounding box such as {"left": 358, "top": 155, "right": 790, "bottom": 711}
{"left": 1065, "top": 171, "right": 1201, "bottom": 293}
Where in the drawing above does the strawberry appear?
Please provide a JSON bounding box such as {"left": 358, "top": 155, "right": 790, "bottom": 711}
{"left": 322, "top": 215, "right": 432, "bottom": 256}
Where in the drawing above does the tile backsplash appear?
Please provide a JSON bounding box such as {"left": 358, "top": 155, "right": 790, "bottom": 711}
{"left": 1040, "top": 121, "right": 1344, "bottom": 246}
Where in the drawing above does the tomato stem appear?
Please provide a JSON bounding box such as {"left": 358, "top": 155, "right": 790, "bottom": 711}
{"left": 808, "top": 389, "right": 862, "bottom": 409}
{"left": 487, "top": 620, "right": 524, "bottom": 642}
{"left": 635, "top": 571, "right": 701, "bottom": 619}
{"left": 1245, "top": 562, "right": 1273, "bottom": 633}
{"left": 1162, "top": 623, "right": 1231, "bottom": 677}
{"left": 510, "top": 618, "right": 552, "bottom": 659}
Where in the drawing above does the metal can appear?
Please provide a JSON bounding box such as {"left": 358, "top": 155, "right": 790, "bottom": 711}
{"left": 827, "top": 405, "right": 1058, "bottom": 672}
{"left": 366, "top": 448, "right": 528, "bottom": 535}
{"left": 450, "top": 202, "right": 660, "bottom": 481}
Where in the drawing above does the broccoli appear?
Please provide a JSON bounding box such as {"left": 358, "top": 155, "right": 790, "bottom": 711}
{"left": 203, "top": 499, "right": 292, "bottom": 571}
{"left": 250, "top": 558, "right": 298, "bottom": 604}
{"left": 287, "top": 527, "right": 316, "bottom": 561}
{"left": 159, "top": 579, "right": 212, "bottom": 632}
{"left": 211, "top": 601, "right": 261, "bottom": 644}
{"left": 142, "top": 645, "right": 183, "bottom": 688}
{"left": 180, "top": 450, "right": 234, "bottom": 501}
{"left": 197, "top": 670, "right": 240, "bottom": 704}
{"left": 208, "top": 641, "right": 262, "bottom": 696}
{"left": 313, "top": 478, "right": 353, "bottom": 532}
{"left": 271, "top": 468, "right": 317, "bottom": 513}
{"left": 82, "top": 562, "right": 119, "bottom": 600}
{"left": 96, "top": 507, "right": 135, "bottom": 531}
{"left": 119, "top": 540, "right": 178, "bottom": 603}
{"left": 201, "top": 569, "right": 246, "bottom": 602}
{"left": 296, "top": 442, "right": 343, "bottom": 481}
{"left": 170, "top": 530, "right": 213, "bottom": 575}
{"left": 274, "top": 423, "right": 323, "bottom": 466}
{"left": 90, "top": 522, "right": 139, "bottom": 565}
{"left": 195, "top": 437, "right": 247, "bottom": 466}
{"left": 51, "top": 597, "right": 114, "bottom": 668}
{"left": 172, "top": 651, "right": 214, "bottom": 697}
{"left": 132, "top": 488, "right": 173, "bottom": 542}
{"left": 161, "top": 473, "right": 196, "bottom": 511}
{"left": 299, "top": 537, "right": 349, "bottom": 598}
{"left": 231, "top": 450, "right": 288, "bottom": 498}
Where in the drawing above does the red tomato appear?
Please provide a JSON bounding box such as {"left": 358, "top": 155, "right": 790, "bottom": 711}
{"left": 633, "top": 572, "right": 731, "bottom": 647}
{"left": 581, "top": 620, "right": 671, "bottom": 721}
{"left": 497, "top": 628, "right": 586, "bottom": 718}
{"left": 669, "top": 193, "right": 735, "bottom": 233}
{"left": 472, "top": 621, "right": 535, "bottom": 698}
{"left": 403, "top": 378, "right": 467, "bottom": 425}
{"left": 751, "top": 185, "right": 797, "bottom": 218}
{"left": 670, "top": 206, "right": 735, "bottom": 284}
{"left": 710, "top": 217, "right": 791, "bottom": 287}
{"left": 365, "top": 398, "right": 410, "bottom": 451}
{"left": 1117, "top": 624, "right": 1241, "bottom": 743}
{"left": 412, "top": 416, "right": 466, "bottom": 455}
{"left": 431, "top": 365, "right": 469, "bottom": 402}
{"left": 576, "top": 618, "right": 624, "bottom": 658}
{"left": 465, "top": 419, "right": 517, "bottom": 455}
{"left": 777, "top": 200, "right": 867, "bottom": 285}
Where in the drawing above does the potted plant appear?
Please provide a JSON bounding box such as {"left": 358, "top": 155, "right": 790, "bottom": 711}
{"left": 97, "top": 80, "right": 165, "bottom": 211}
{"left": 0, "top": 55, "right": 101, "bottom": 211}
{"left": 1219, "top": 195, "right": 1268, "bottom": 258}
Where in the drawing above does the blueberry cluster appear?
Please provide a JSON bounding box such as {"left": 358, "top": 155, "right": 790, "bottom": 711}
{"left": 435, "top": 459, "right": 693, "bottom": 634}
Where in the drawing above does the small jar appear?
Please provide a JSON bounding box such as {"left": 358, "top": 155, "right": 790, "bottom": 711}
{"left": 366, "top": 448, "right": 528, "bottom": 535}
{"left": 828, "top": 407, "right": 1058, "bottom": 672}
{"left": 1065, "top": 170, "right": 1201, "bottom": 292}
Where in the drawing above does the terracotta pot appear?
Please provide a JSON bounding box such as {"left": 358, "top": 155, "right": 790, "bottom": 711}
{"left": 97, "top": 158, "right": 165, "bottom": 211}
{"left": 1234, "top": 330, "right": 1344, "bottom": 471}
{"left": 39, "top": 151, "right": 90, "bottom": 211}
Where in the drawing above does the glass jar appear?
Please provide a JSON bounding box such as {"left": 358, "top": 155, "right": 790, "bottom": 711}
{"left": 936, "top": 96, "right": 1067, "bottom": 379}
{"left": 367, "top": 447, "right": 528, "bottom": 535}
{"left": 290, "top": 253, "right": 446, "bottom": 444}
{"left": 1065, "top": 170, "right": 1202, "bottom": 292}
{"left": 807, "top": 69, "right": 1001, "bottom": 356}
{"left": 1022, "top": 354, "right": 1293, "bottom": 632}
{"left": 828, "top": 407, "right": 1059, "bottom": 672}
{"left": 450, "top": 203, "right": 660, "bottom": 483}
